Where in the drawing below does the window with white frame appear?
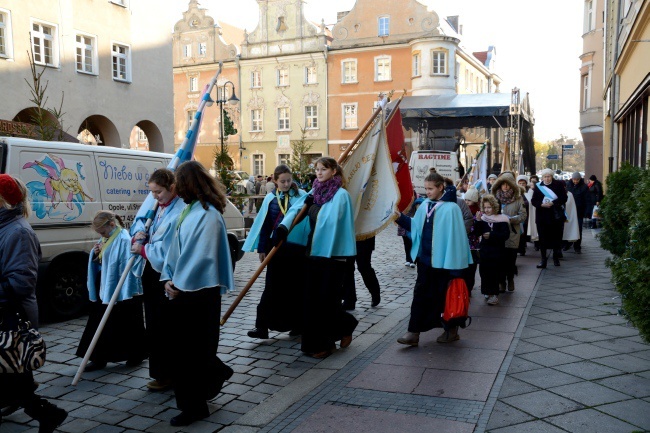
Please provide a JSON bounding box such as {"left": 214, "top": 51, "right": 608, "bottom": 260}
{"left": 112, "top": 43, "right": 130, "bottom": 81}
{"left": 278, "top": 154, "right": 290, "bottom": 165}
{"left": 189, "top": 76, "right": 198, "bottom": 92}
{"left": 277, "top": 107, "right": 290, "bottom": 130}
{"left": 251, "top": 70, "right": 261, "bottom": 88}
{"left": 137, "top": 127, "right": 147, "bottom": 142}
{"left": 183, "top": 43, "right": 192, "bottom": 57}
{"left": 31, "top": 21, "right": 57, "bottom": 67}
{"left": 0, "top": 10, "right": 13, "bottom": 58}
{"left": 375, "top": 56, "right": 391, "bottom": 81}
{"left": 305, "top": 66, "right": 317, "bottom": 84}
{"left": 198, "top": 42, "right": 206, "bottom": 56}
{"left": 431, "top": 50, "right": 447, "bottom": 75}
{"left": 253, "top": 154, "right": 264, "bottom": 176}
{"left": 582, "top": 73, "right": 590, "bottom": 111}
{"left": 342, "top": 59, "right": 357, "bottom": 83}
{"left": 378, "top": 16, "right": 390, "bottom": 36}
{"left": 251, "top": 109, "right": 263, "bottom": 131}
{"left": 75, "top": 34, "right": 97, "bottom": 74}
{"left": 277, "top": 68, "right": 289, "bottom": 86}
{"left": 412, "top": 52, "right": 420, "bottom": 77}
{"left": 342, "top": 103, "right": 358, "bottom": 129}
{"left": 305, "top": 105, "right": 318, "bottom": 129}
{"left": 187, "top": 110, "right": 196, "bottom": 127}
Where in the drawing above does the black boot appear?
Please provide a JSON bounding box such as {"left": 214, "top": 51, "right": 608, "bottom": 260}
{"left": 24, "top": 398, "right": 68, "bottom": 433}
{"left": 537, "top": 249, "right": 547, "bottom": 268}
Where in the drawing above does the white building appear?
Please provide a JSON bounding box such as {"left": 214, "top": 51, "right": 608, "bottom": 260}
{"left": 0, "top": 0, "right": 173, "bottom": 152}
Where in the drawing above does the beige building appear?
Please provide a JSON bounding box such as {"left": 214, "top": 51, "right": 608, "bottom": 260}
{"left": 172, "top": 0, "right": 243, "bottom": 170}
{"left": 239, "top": 0, "right": 330, "bottom": 176}
{"left": 0, "top": 0, "right": 173, "bottom": 152}
{"left": 580, "top": 0, "right": 605, "bottom": 180}
{"left": 603, "top": 0, "right": 649, "bottom": 172}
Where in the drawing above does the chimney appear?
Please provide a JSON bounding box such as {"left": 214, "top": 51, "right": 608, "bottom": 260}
{"left": 337, "top": 11, "right": 350, "bottom": 22}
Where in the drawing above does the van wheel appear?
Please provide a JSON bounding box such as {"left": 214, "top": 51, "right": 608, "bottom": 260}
{"left": 46, "top": 258, "right": 88, "bottom": 320}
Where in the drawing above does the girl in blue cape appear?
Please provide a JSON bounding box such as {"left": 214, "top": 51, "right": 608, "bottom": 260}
{"left": 76, "top": 211, "right": 147, "bottom": 372}
{"left": 243, "top": 164, "right": 309, "bottom": 339}
{"left": 273, "top": 157, "right": 358, "bottom": 359}
{"left": 130, "top": 168, "right": 186, "bottom": 391}
{"left": 160, "top": 161, "right": 235, "bottom": 427}
{"left": 394, "top": 172, "right": 472, "bottom": 346}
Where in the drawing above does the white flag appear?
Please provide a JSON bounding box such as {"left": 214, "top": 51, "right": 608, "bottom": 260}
{"left": 470, "top": 144, "right": 488, "bottom": 193}
{"left": 342, "top": 111, "right": 400, "bottom": 240}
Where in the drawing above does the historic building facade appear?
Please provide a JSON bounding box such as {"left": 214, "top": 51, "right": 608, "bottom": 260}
{"left": 238, "top": 0, "right": 330, "bottom": 176}
{"left": 603, "top": 0, "right": 649, "bottom": 172}
{"left": 172, "top": 0, "right": 243, "bottom": 169}
{"left": 327, "top": 0, "right": 501, "bottom": 159}
{"left": 0, "top": 0, "right": 173, "bottom": 151}
{"left": 580, "top": 0, "right": 605, "bottom": 180}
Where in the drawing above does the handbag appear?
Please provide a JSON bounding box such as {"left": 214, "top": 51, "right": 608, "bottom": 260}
{"left": 0, "top": 306, "right": 47, "bottom": 374}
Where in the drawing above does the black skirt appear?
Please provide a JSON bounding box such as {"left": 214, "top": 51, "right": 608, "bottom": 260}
{"left": 408, "top": 264, "right": 452, "bottom": 332}
{"left": 76, "top": 280, "right": 147, "bottom": 364}
{"left": 142, "top": 261, "right": 172, "bottom": 380}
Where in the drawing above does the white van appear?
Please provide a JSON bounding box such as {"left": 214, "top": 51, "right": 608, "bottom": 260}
{"left": 408, "top": 150, "right": 460, "bottom": 195}
{"left": 0, "top": 137, "right": 245, "bottom": 319}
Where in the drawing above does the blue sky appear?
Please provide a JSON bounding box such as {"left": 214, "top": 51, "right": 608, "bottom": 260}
{"left": 173, "top": 0, "right": 584, "bottom": 143}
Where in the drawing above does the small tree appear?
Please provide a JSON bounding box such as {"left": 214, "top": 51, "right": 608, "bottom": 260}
{"left": 288, "top": 126, "right": 314, "bottom": 186}
{"left": 213, "top": 107, "right": 245, "bottom": 210}
{"left": 24, "top": 37, "right": 67, "bottom": 141}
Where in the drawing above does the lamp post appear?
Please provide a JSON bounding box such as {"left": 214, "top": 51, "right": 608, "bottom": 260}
{"left": 215, "top": 80, "right": 239, "bottom": 157}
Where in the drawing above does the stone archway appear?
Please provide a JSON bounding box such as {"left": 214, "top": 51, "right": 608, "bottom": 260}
{"left": 132, "top": 120, "right": 165, "bottom": 153}
{"left": 77, "top": 115, "right": 121, "bottom": 147}
{"left": 13, "top": 107, "right": 73, "bottom": 141}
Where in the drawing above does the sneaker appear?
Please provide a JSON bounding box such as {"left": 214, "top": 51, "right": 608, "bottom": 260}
{"left": 487, "top": 295, "right": 499, "bottom": 305}
{"left": 404, "top": 261, "right": 411, "bottom": 267}
{"left": 409, "top": 262, "right": 416, "bottom": 268}
{"left": 397, "top": 332, "right": 420, "bottom": 346}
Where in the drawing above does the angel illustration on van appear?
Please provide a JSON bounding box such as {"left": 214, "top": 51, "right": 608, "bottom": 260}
{"left": 23, "top": 153, "right": 94, "bottom": 221}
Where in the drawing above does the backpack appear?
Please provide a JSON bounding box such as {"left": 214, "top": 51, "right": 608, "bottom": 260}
{"left": 442, "top": 278, "right": 471, "bottom": 329}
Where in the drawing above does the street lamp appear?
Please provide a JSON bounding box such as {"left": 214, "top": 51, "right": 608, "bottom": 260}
{"left": 215, "top": 81, "right": 239, "bottom": 156}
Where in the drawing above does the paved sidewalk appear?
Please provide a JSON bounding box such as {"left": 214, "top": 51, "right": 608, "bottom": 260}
{"left": 1, "top": 228, "right": 648, "bottom": 433}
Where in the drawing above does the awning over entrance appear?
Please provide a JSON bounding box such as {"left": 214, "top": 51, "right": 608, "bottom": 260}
{"left": 397, "top": 93, "right": 534, "bottom": 130}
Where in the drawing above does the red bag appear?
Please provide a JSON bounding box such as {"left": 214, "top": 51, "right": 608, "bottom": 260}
{"left": 442, "top": 278, "right": 471, "bottom": 329}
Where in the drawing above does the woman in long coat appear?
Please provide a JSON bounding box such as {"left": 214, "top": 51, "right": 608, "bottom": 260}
{"left": 531, "top": 168, "right": 568, "bottom": 268}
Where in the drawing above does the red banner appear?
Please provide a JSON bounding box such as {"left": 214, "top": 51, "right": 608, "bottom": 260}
{"left": 386, "top": 108, "right": 414, "bottom": 212}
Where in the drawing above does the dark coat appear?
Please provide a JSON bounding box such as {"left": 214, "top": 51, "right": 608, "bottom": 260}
{"left": 566, "top": 178, "right": 589, "bottom": 217}
{"left": 531, "top": 180, "right": 568, "bottom": 226}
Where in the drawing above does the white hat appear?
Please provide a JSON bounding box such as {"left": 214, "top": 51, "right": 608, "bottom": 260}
{"left": 488, "top": 174, "right": 497, "bottom": 180}
{"left": 464, "top": 186, "right": 479, "bottom": 203}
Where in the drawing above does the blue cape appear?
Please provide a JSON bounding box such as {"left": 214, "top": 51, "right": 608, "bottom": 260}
{"left": 87, "top": 229, "right": 144, "bottom": 303}
{"left": 161, "top": 202, "right": 234, "bottom": 293}
{"left": 139, "top": 197, "right": 186, "bottom": 273}
{"left": 242, "top": 189, "right": 309, "bottom": 252}
{"left": 280, "top": 188, "right": 356, "bottom": 258}
{"left": 410, "top": 200, "right": 473, "bottom": 270}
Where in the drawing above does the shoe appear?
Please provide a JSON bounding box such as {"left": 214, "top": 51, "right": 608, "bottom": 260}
{"left": 84, "top": 361, "right": 107, "bottom": 372}
{"left": 404, "top": 261, "right": 411, "bottom": 267}
{"left": 24, "top": 399, "right": 68, "bottom": 433}
{"left": 436, "top": 327, "right": 460, "bottom": 343}
{"left": 371, "top": 292, "right": 381, "bottom": 307}
{"left": 553, "top": 258, "right": 561, "bottom": 266}
{"left": 147, "top": 378, "right": 173, "bottom": 391}
{"left": 537, "top": 261, "right": 547, "bottom": 269}
{"left": 487, "top": 295, "right": 499, "bottom": 305}
{"left": 247, "top": 328, "right": 269, "bottom": 339}
{"left": 409, "top": 263, "right": 416, "bottom": 268}
{"left": 507, "top": 278, "right": 515, "bottom": 292}
{"left": 340, "top": 335, "right": 352, "bottom": 348}
{"left": 126, "top": 358, "right": 145, "bottom": 367}
{"left": 499, "top": 283, "right": 506, "bottom": 293}
{"left": 170, "top": 409, "right": 209, "bottom": 427}
{"left": 310, "top": 346, "right": 335, "bottom": 359}
{"left": 397, "top": 332, "right": 419, "bottom": 346}
{"left": 342, "top": 302, "right": 356, "bottom": 311}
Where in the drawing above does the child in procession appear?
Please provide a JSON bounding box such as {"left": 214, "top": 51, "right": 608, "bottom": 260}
{"left": 76, "top": 211, "right": 147, "bottom": 372}
{"left": 473, "top": 194, "right": 510, "bottom": 305}
{"left": 394, "top": 173, "right": 472, "bottom": 346}
{"left": 272, "top": 157, "right": 358, "bottom": 359}
{"left": 243, "top": 164, "right": 309, "bottom": 339}
{"left": 130, "top": 168, "right": 186, "bottom": 391}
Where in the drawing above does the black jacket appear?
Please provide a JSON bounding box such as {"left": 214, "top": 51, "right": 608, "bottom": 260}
{"left": 566, "top": 179, "right": 588, "bottom": 211}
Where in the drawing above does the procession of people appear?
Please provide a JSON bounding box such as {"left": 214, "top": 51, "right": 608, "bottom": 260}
{"left": 1, "top": 158, "right": 601, "bottom": 428}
